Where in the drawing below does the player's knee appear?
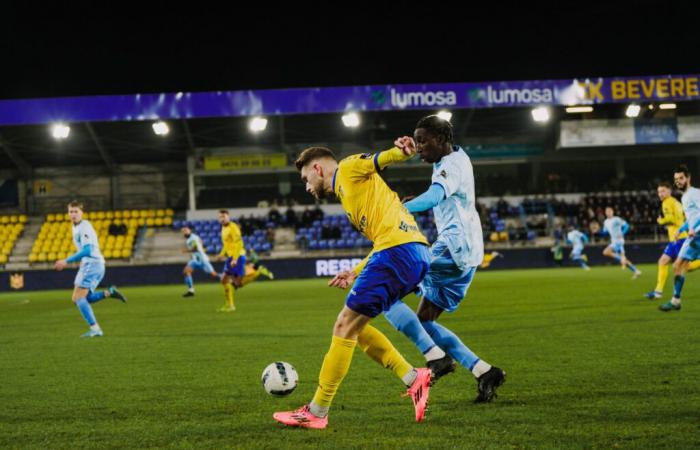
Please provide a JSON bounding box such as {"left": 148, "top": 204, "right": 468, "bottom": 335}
{"left": 332, "top": 310, "right": 363, "bottom": 338}
{"left": 673, "top": 260, "right": 684, "bottom": 273}
{"left": 332, "top": 320, "right": 358, "bottom": 339}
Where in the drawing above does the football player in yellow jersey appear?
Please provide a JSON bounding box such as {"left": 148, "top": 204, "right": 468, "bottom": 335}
{"left": 216, "top": 210, "right": 273, "bottom": 312}
{"left": 273, "top": 139, "right": 451, "bottom": 429}
{"left": 645, "top": 182, "right": 700, "bottom": 299}
{"left": 480, "top": 251, "right": 503, "bottom": 269}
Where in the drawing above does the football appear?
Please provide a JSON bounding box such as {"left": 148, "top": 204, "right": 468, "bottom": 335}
{"left": 261, "top": 362, "right": 298, "bottom": 397}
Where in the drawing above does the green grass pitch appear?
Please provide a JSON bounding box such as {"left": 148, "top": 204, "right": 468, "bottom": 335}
{"left": 1, "top": 265, "right": 699, "bottom": 449}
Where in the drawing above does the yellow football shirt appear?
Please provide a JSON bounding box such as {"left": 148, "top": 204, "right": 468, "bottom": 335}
{"left": 220, "top": 221, "right": 245, "bottom": 258}
{"left": 658, "top": 196, "right": 687, "bottom": 241}
{"left": 333, "top": 147, "right": 428, "bottom": 274}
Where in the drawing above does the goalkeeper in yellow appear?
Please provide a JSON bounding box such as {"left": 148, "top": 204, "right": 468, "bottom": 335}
{"left": 273, "top": 139, "right": 452, "bottom": 429}
{"left": 217, "top": 210, "right": 272, "bottom": 312}
{"left": 645, "top": 182, "right": 700, "bottom": 299}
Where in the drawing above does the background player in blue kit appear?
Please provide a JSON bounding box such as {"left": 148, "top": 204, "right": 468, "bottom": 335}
{"left": 54, "top": 201, "right": 127, "bottom": 337}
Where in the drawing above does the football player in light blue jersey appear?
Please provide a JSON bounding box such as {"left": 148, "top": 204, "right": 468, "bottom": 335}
{"left": 54, "top": 201, "right": 127, "bottom": 337}
{"left": 660, "top": 165, "right": 700, "bottom": 311}
{"left": 602, "top": 207, "right": 641, "bottom": 278}
{"left": 181, "top": 226, "right": 219, "bottom": 297}
{"left": 566, "top": 226, "right": 590, "bottom": 270}
{"left": 383, "top": 115, "right": 505, "bottom": 403}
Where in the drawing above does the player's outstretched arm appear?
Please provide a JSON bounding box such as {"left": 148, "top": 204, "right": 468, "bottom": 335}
{"left": 404, "top": 183, "right": 446, "bottom": 213}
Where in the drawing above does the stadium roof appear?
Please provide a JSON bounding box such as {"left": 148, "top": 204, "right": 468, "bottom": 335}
{"left": 3, "top": 4, "right": 698, "bottom": 171}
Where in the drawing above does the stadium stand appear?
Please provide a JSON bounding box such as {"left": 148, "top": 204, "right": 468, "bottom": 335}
{"left": 0, "top": 215, "right": 27, "bottom": 266}
{"left": 28, "top": 209, "right": 174, "bottom": 264}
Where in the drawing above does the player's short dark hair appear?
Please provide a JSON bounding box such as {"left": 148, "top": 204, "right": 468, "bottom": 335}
{"left": 415, "top": 114, "right": 453, "bottom": 144}
{"left": 675, "top": 164, "right": 690, "bottom": 177}
{"left": 67, "top": 200, "right": 83, "bottom": 210}
{"left": 218, "top": 209, "right": 229, "bottom": 215}
{"left": 295, "top": 147, "right": 336, "bottom": 171}
{"left": 658, "top": 181, "right": 673, "bottom": 189}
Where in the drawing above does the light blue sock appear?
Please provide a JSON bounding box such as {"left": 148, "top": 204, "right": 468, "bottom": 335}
{"left": 421, "top": 320, "right": 480, "bottom": 370}
{"left": 86, "top": 291, "right": 106, "bottom": 304}
{"left": 626, "top": 263, "right": 638, "bottom": 273}
{"left": 574, "top": 258, "right": 589, "bottom": 269}
{"left": 75, "top": 298, "right": 97, "bottom": 326}
{"left": 674, "top": 275, "right": 686, "bottom": 298}
{"left": 384, "top": 301, "right": 436, "bottom": 354}
{"left": 185, "top": 274, "right": 193, "bottom": 289}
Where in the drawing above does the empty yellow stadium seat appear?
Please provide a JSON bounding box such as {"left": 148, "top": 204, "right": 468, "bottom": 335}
{"left": 19, "top": 215, "right": 27, "bottom": 223}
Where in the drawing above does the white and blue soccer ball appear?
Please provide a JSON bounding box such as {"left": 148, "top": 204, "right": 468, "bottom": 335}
{"left": 261, "top": 361, "right": 298, "bottom": 397}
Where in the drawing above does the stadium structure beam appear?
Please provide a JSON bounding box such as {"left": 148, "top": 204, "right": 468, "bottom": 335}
{"left": 85, "top": 122, "right": 119, "bottom": 208}
{"left": 458, "top": 109, "right": 475, "bottom": 139}
{"left": 279, "top": 116, "right": 286, "bottom": 148}
{"left": 0, "top": 133, "right": 32, "bottom": 178}
{"left": 181, "top": 119, "right": 196, "bottom": 155}
{"left": 85, "top": 122, "right": 116, "bottom": 172}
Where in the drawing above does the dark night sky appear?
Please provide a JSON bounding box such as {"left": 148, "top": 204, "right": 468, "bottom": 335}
{"left": 2, "top": 2, "right": 697, "bottom": 99}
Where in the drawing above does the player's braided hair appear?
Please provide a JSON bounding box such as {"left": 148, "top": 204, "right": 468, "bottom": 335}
{"left": 675, "top": 164, "right": 690, "bottom": 177}
{"left": 415, "top": 115, "right": 453, "bottom": 144}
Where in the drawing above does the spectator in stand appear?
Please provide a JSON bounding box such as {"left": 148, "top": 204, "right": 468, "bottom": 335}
{"left": 301, "top": 208, "right": 314, "bottom": 228}
{"left": 285, "top": 207, "right": 298, "bottom": 228}
{"left": 268, "top": 206, "right": 282, "bottom": 225}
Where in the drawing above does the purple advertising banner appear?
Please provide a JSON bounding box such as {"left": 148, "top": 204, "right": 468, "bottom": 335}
{"left": 0, "top": 74, "right": 698, "bottom": 126}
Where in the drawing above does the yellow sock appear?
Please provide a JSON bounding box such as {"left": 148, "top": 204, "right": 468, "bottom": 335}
{"left": 223, "top": 283, "right": 235, "bottom": 308}
{"left": 311, "top": 335, "right": 356, "bottom": 409}
{"left": 655, "top": 264, "right": 670, "bottom": 293}
{"left": 357, "top": 324, "right": 413, "bottom": 381}
{"left": 241, "top": 268, "right": 261, "bottom": 286}
{"left": 688, "top": 260, "right": 700, "bottom": 272}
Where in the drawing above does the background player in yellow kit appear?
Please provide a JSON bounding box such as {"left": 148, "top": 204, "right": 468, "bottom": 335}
{"left": 217, "top": 210, "right": 272, "bottom": 312}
